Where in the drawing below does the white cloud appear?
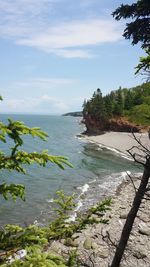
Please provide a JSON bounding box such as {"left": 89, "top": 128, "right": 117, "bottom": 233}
{"left": 54, "top": 49, "right": 93, "bottom": 58}
{"left": 0, "top": 0, "right": 56, "bottom": 17}
{"left": 0, "top": 95, "right": 69, "bottom": 114}
{"left": 0, "top": 77, "right": 76, "bottom": 114}
{"left": 11, "top": 78, "right": 75, "bottom": 91}
{"left": 0, "top": 0, "right": 122, "bottom": 58}
{"left": 17, "top": 19, "right": 122, "bottom": 57}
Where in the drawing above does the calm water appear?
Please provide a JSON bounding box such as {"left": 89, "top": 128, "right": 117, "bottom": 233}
{"left": 0, "top": 114, "right": 141, "bottom": 226}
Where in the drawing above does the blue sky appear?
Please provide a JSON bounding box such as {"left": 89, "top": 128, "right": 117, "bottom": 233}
{"left": 0, "top": 0, "right": 144, "bottom": 114}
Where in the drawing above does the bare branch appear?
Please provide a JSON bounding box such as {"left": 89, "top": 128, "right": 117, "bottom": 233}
{"left": 131, "top": 132, "right": 150, "bottom": 155}
{"left": 127, "top": 148, "right": 145, "bottom": 167}
{"left": 126, "top": 171, "right": 137, "bottom": 194}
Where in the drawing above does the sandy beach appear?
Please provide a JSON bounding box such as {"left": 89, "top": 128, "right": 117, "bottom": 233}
{"left": 82, "top": 131, "right": 150, "bottom": 158}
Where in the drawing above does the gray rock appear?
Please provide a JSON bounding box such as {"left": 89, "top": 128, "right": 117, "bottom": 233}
{"left": 91, "top": 242, "right": 98, "bottom": 249}
{"left": 49, "top": 242, "right": 62, "bottom": 254}
{"left": 120, "top": 212, "right": 128, "bottom": 219}
{"left": 133, "top": 249, "right": 147, "bottom": 259}
{"left": 97, "top": 247, "right": 109, "bottom": 258}
{"left": 139, "top": 214, "right": 150, "bottom": 223}
{"left": 83, "top": 238, "right": 93, "bottom": 250}
{"left": 139, "top": 226, "right": 150, "bottom": 236}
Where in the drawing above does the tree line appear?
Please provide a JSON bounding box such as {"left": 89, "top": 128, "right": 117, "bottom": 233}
{"left": 83, "top": 82, "right": 150, "bottom": 126}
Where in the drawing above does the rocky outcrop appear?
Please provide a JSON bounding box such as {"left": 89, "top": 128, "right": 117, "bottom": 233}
{"left": 82, "top": 115, "right": 141, "bottom": 135}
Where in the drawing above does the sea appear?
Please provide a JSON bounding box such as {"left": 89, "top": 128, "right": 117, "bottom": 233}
{"left": 0, "top": 114, "right": 142, "bottom": 226}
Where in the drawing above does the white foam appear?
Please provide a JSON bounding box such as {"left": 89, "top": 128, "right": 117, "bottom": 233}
{"left": 47, "top": 198, "right": 54, "bottom": 203}
{"left": 75, "top": 200, "right": 83, "bottom": 211}
{"left": 66, "top": 200, "right": 83, "bottom": 222}
{"left": 96, "top": 147, "right": 102, "bottom": 151}
{"left": 121, "top": 171, "right": 129, "bottom": 179}
{"left": 81, "top": 138, "right": 133, "bottom": 161}
{"left": 66, "top": 185, "right": 88, "bottom": 223}
{"left": 89, "top": 178, "right": 97, "bottom": 184}
{"left": 78, "top": 183, "right": 89, "bottom": 193}
{"left": 98, "top": 144, "right": 133, "bottom": 161}
{"left": 66, "top": 214, "right": 77, "bottom": 222}
{"left": 98, "top": 171, "right": 128, "bottom": 191}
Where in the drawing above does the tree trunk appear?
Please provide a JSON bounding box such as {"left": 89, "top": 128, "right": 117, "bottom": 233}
{"left": 110, "top": 158, "right": 150, "bottom": 267}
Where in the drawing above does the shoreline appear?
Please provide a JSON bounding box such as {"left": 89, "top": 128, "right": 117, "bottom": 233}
{"left": 80, "top": 131, "right": 150, "bottom": 159}
{"left": 49, "top": 175, "right": 150, "bottom": 267}
{"left": 47, "top": 131, "right": 150, "bottom": 265}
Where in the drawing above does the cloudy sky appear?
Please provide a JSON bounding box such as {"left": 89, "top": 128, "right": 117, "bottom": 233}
{"left": 0, "top": 0, "right": 143, "bottom": 114}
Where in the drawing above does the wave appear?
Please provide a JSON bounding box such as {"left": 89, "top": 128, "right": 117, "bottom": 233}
{"left": 67, "top": 170, "right": 142, "bottom": 222}
{"left": 98, "top": 144, "right": 133, "bottom": 161}
{"left": 79, "top": 137, "right": 133, "bottom": 161}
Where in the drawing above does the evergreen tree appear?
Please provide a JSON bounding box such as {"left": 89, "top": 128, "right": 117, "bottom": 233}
{"left": 112, "top": 0, "right": 150, "bottom": 76}
{"left": 112, "top": 0, "right": 150, "bottom": 49}
{"left": 91, "top": 89, "right": 106, "bottom": 120}
{"left": 124, "top": 90, "right": 133, "bottom": 110}
{"left": 114, "top": 89, "right": 124, "bottom": 116}
{"left": 133, "top": 90, "right": 143, "bottom": 105}
{"left": 104, "top": 95, "right": 113, "bottom": 117}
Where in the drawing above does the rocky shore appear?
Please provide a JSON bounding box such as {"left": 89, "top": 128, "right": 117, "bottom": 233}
{"left": 48, "top": 176, "right": 150, "bottom": 267}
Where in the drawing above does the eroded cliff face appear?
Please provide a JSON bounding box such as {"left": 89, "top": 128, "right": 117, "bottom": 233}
{"left": 82, "top": 115, "right": 141, "bottom": 135}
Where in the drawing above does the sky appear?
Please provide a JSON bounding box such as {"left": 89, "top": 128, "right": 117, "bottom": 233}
{"left": 0, "top": 0, "right": 145, "bottom": 114}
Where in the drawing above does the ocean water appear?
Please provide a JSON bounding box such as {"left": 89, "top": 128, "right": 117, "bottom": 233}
{"left": 0, "top": 114, "right": 142, "bottom": 226}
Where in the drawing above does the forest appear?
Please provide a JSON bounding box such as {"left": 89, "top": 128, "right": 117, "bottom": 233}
{"left": 83, "top": 82, "right": 150, "bottom": 126}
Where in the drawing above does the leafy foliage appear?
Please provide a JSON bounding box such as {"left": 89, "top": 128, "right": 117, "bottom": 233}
{"left": 0, "top": 99, "right": 112, "bottom": 266}
{"left": 67, "top": 250, "right": 79, "bottom": 267}
{"left": 0, "top": 118, "right": 72, "bottom": 200}
{"left": 135, "top": 49, "right": 150, "bottom": 79}
{"left": 0, "top": 191, "right": 111, "bottom": 266}
{"left": 90, "top": 197, "right": 111, "bottom": 214}
{"left": 1, "top": 247, "right": 67, "bottom": 267}
{"left": 127, "top": 104, "right": 150, "bottom": 125}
